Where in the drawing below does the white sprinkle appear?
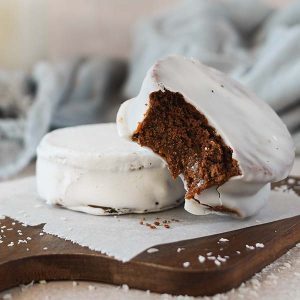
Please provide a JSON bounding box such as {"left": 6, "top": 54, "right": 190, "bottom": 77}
{"left": 2, "top": 293, "right": 12, "bottom": 300}
{"left": 214, "top": 260, "right": 221, "bottom": 266}
{"left": 26, "top": 237, "right": 32, "bottom": 241}
{"left": 236, "top": 251, "right": 241, "bottom": 254}
{"left": 207, "top": 256, "right": 217, "bottom": 260}
{"left": 183, "top": 262, "right": 190, "bottom": 268}
{"left": 26, "top": 248, "right": 29, "bottom": 251}
{"left": 72, "top": 281, "right": 78, "bottom": 287}
{"left": 6, "top": 228, "right": 13, "bottom": 231}
{"left": 121, "top": 284, "right": 129, "bottom": 291}
{"left": 39, "top": 233, "right": 44, "bottom": 236}
{"left": 0, "top": 241, "right": 3, "bottom": 244}
{"left": 39, "top": 280, "right": 47, "bottom": 284}
{"left": 18, "top": 240, "right": 27, "bottom": 244}
{"left": 20, "top": 280, "right": 34, "bottom": 291}
{"left": 43, "top": 247, "right": 48, "bottom": 251}
{"left": 224, "top": 256, "right": 229, "bottom": 259}
{"left": 198, "top": 255, "right": 206, "bottom": 263}
{"left": 11, "top": 222, "right": 15, "bottom": 226}
{"left": 147, "top": 248, "right": 159, "bottom": 254}
{"left": 287, "top": 178, "right": 295, "bottom": 184}
{"left": 1, "top": 226, "right": 6, "bottom": 229}
{"left": 7, "top": 242, "right": 14, "bottom": 247}
{"left": 88, "top": 285, "right": 96, "bottom": 291}
{"left": 177, "top": 247, "right": 185, "bottom": 253}
{"left": 246, "top": 245, "right": 255, "bottom": 250}
{"left": 217, "top": 255, "right": 227, "bottom": 262}
{"left": 206, "top": 252, "right": 212, "bottom": 256}
{"left": 197, "top": 179, "right": 205, "bottom": 187}
{"left": 284, "top": 262, "right": 291, "bottom": 269}
{"left": 219, "top": 238, "right": 229, "bottom": 242}
{"left": 18, "top": 233, "right": 23, "bottom": 236}
{"left": 255, "top": 243, "right": 264, "bottom": 248}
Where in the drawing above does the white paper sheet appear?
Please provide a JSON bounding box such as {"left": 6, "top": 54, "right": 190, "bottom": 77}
{"left": 0, "top": 177, "right": 299, "bottom": 262}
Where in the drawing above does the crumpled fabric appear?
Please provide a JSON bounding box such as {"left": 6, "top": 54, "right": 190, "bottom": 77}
{"left": 0, "top": 58, "right": 127, "bottom": 179}
{"left": 125, "top": 0, "right": 300, "bottom": 152}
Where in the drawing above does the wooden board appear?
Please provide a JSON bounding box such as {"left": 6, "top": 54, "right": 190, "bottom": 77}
{"left": 0, "top": 176, "right": 299, "bottom": 297}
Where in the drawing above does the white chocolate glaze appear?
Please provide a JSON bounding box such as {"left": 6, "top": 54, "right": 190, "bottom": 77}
{"left": 117, "top": 55, "right": 295, "bottom": 217}
{"left": 36, "top": 123, "right": 184, "bottom": 215}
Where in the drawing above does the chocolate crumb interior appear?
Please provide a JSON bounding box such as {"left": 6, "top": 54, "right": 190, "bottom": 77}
{"left": 132, "top": 90, "right": 241, "bottom": 199}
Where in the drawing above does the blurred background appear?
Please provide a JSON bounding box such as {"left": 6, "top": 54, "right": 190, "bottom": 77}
{"left": 0, "top": 0, "right": 179, "bottom": 69}
{"left": 0, "top": 0, "right": 299, "bottom": 179}
{"left": 0, "top": 0, "right": 286, "bottom": 69}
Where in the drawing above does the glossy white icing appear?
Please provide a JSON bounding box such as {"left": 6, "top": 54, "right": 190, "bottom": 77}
{"left": 117, "top": 55, "right": 295, "bottom": 217}
{"left": 36, "top": 123, "right": 184, "bottom": 215}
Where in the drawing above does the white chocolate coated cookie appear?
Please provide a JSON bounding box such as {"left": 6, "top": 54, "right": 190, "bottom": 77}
{"left": 36, "top": 123, "right": 184, "bottom": 215}
{"left": 117, "top": 55, "right": 295, "bottom": 217}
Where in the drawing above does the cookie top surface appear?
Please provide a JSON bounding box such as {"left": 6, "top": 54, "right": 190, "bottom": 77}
{"left": 37, "top": 123, "right": 164, "bottom": 171}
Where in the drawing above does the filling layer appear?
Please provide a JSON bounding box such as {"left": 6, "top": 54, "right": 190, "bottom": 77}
{"left": 132, "top": 90, "right": 241, "bottom": 199}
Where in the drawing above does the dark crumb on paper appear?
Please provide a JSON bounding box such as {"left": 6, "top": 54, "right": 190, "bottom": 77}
{"left": 139, "top": 217, "right": 181, "bottom": 230}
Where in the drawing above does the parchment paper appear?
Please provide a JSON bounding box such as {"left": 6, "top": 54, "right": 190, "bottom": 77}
{"left": 0, "top": 177, "right": 299, "bottom": 262}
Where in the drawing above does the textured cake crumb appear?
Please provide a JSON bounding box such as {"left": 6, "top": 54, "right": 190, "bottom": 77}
{"left": 132, "top": 90, "right": 241, "bottom": 199}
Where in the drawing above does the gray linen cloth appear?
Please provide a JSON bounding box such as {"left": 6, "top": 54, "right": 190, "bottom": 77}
{"left": 125, "top": 0, "right": 300, "bottom": 152}
{"left": 0, "top": 58, "right": 126, "bottom": 179}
